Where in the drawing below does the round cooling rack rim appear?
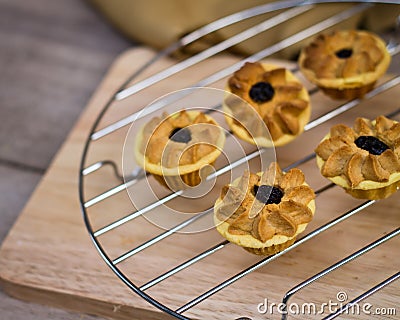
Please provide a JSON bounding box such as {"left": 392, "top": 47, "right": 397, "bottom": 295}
{"left": 78, "top": 1, "right": 400, "bottom": 319}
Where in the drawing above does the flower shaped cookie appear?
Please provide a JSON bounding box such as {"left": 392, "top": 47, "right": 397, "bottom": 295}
{"left": 225, "top": 62, "right": 311, "bottom": 146}
{"left": 214, "top": 162, "right": 315, "bottom": 255}
{"left": 135, "top": 110, "right": 225, "bottom": 188}
{"left": 315, "top": 115, "right": 400, "bottom": 199}
{"left": 142, "top": 110, "right": 220, "bottom": 167}
{"left": 299, "top": 30, "right": 391, "bottom": 100}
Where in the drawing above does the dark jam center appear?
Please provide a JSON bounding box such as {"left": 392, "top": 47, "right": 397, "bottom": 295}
{"left": 253, "top": 185, "right": 284, "bottom": 205}
{"left": 169, "top": 127, "right": 192, "bottom": 143}
{"left": 354, "top": 136, "right": 390, "bottom": 155}
{"left": 335, "top": 48, "right": 353, "bottom": 59}
{"left": 249, "top": 81, "right": 275, "bottom": 103}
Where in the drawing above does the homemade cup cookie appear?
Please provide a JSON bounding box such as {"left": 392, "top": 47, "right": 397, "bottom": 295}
{"left": 214, "top": 162, "right": 316, "bottom": 255}
{"left": 224, "top": 62, "right": 311, "bottom": 147}
{"left": 135, "top": 110, "right": 225, "bottom": 190}
{"left": 315, "top": 115, "right": 400, "bottom": 199}
{"left": 299, "top": 29, "right": 391, "bottom": 100}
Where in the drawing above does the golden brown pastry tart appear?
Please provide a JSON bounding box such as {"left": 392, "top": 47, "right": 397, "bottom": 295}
{"left": 135, "top": 110, "right": 225, "bottom": 189}
{"left": 224, "top": 62, "right": 311, "bottom": 147}
{"left": 315, "top": 115, "right": 400, "bottom": 199}
{"left": 214, "top": 162, "right": 316, "bottom": 255}
{"left": 299, "top": 29, "right": 391, "bottom": 100}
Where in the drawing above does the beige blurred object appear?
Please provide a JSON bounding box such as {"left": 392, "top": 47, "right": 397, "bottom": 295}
{"left": 89, "top": 0, "right": 399, "bottom": 58}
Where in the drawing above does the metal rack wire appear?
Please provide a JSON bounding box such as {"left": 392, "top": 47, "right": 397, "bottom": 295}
{"left": 79, "top": 1, "right": 400, "bottom": 319}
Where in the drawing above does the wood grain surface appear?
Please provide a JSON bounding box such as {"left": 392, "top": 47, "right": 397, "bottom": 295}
{"left": 0, "top": 47, "right": 399, "bottom": 320}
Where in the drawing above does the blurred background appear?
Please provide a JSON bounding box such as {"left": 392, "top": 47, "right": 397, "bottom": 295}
{"left": 0, "top": 0, "right": 399, "bottom": 319}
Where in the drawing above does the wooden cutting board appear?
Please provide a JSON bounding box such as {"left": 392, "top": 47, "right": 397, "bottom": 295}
{"left": 0, "top": 47, "right": 399, "bottom": 320}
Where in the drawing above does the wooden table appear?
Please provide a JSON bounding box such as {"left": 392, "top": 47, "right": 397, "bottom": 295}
{"left": 0, "top": 0, "right": 130, "bottom": 319}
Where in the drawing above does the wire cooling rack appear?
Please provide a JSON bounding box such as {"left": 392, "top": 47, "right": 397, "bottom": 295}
{"left": 79, "top": 1, "right": 400, "bottom": 319}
